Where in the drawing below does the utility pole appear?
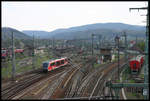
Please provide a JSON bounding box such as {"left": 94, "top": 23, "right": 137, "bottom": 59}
{"left": 115, "top": 35, "right": 120, "bottom": 80}
{"left": 98, "top": 35, "right": 101, "bottom": 64}
{"left": 91, "top": 34, "right": 94, "bottom": 56}
{"left": 91, "top": 34, "right": 94, "bottom": 69}
{"left": 130, "top": 5, "right": 149, "bottom": 99}
{"left": 117, "top": 37, "right": 120, "bottom": 81}
{"left": 53, "top": 37, "right": 55, "bottom": 49}
{"left": 123, "top": 31, "right": 128, "bottom": 62}
{"left": 136, "top": 35, "right": 138, "bottom": 56}
{"left": 12, "top": 31, "right": 16, "bottom": 81}
{"left": 49, "top": 39, "right": 51, "bottom": 55}
{"left": 98, "top": 35, "right": 101, "bottom": 50}
{"left": 32, "top": 33, "right": 35, "bottom": 70}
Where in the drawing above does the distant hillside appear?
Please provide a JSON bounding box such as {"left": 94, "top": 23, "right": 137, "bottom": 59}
{"left": 50, "top": 23, "right": 146, "bottom": 40}
{"left": 22, "top": 30, "right": 53, "bottom": 38}
{"left": 2, "top": 27, "right": 31, "bottom": 40}
{"left": 50, "top": 22, "right": 145, "bottom": 33}
{"left": 2, "top": 27, "right": 32, "bottom": 48}
{"left": 22, "top": 22, "right": 146, "bottom": 40}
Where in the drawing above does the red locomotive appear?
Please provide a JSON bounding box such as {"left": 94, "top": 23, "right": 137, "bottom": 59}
{"left": 129, "top": 55, "right": 144, "bottom": 74}
{"left": 1, "top": 49, "right": 9, "bottom": 59}
{"left": 42, "top": 57, "right": 68, "bottom": 72}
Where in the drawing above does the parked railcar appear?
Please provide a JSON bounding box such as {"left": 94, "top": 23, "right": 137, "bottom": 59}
{"left": 15, "top": 49, "right": 24, "bottom": 53}
{"left": 129, "top": 55, "right": 144, "bottom": 74}
{"left": 1, "top": 50, "right": 8, "bottom": 59}
{"left": 1, "top": 48, "right": 11, "bottom": 60}
{"left": 42, "top": 57, "right": 68, "bottom": 72}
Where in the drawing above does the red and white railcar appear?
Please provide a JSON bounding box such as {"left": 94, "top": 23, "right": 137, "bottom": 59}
{"left": 43, "top": 57, "right": 68, "bottom": 71}
{"left": 129, "top": 55, "right": 144, "bottom": 73}
{"left": 15, "top": 49, "right": 24, "bottom": 53}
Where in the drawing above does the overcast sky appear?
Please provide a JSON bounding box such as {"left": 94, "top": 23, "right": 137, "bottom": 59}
{"left": 2, "top": 1, "right": 148, "bottom": 32}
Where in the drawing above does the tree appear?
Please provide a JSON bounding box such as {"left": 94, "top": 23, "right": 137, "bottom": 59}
{"left": 137, "top": 41, "right": 145, "bottom": 52}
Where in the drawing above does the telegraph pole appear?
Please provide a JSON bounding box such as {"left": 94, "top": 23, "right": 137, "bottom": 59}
{"left": 117, "top": 37, "right": 120, "bottom": 80}
{"left": 123, "top": 31, "right": 128, "bottom": 62}
{"left": 115, "top": 35, "right": 120, "bottom": 80}
{"left": 32, "top": 33, "right": 35, "bottom": 70}
{"left": 91, "top": 34, "right": 94, "bottom": 69}
{"left": 49, "top": 39, "right": 51, "bottom": 58}
{"left": 136, "top": 35, "right": 138, "bottom": 56}
{"left": 12, "top": 31, "right": 16, "bottom": 81}
{"left": 92, "top": 34, "right": 94, "bottom": 56}
{"left": 98, "top": 35, "right": 101, "bottom": 50}
{"left": 53, "top": 37, "right": 55, "bottom": 49}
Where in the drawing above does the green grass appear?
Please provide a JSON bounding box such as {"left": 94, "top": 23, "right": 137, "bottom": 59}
{"left": 129, "top": 79, "right": 135, "bottom": 83}
{"left": 16, "top": 65, "right": 33, "bottom": 73}
{"left": 126, "top": 92, "right": 144, "bottom": 99}
{"left": 119, "top": 65, "right": 145, "bottom": 100}
{"left": 2, "top": 52, "right": 52, "bottom": 79}
{"left": 94, "top": 63, "right": 101, "bottom": 68}
{"left": 122, "top": 66, "right": 130, "bottom": 80}
{"left": 2, "top": 63, "right": 12, "bottom": 78}
{"left": 116, "top": 79, "right": 120, "bottom": 83}
{"left": 139, "top": 74, "right": 144, "bottom": 78}
{"left": 126, "top": 92, "right": 138, "bottom": 99}
{"left": 122, "top": 74, "right": 126, "bottom": 81}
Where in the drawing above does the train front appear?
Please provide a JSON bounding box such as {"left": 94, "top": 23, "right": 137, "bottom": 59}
{"left": 129, "top": 57, "right": 140, "bottom": 74}
{"left": 42, "top": 61, "right": 49, "bottom": 72}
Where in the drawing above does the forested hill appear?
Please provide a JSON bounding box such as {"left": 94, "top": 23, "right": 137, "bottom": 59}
{"left": 22, "top": 23, "right": 146, "bottom": 40}
{"left": 2, "top": 27, "right": 31, "bottom": 40}
{"left": 2, "top": 27, "right": 32, "bottom": 48}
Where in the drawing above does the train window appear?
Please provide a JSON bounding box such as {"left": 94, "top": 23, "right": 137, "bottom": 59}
{"left": 50, "top": 62, "right": 55, "bottom": 66}
{"left": 56, "top": 61, "right": 60, "bottom": 66}
{"left": 61, "top": 60, "right": 64, "bottom": 64}
{"left": 2, "top": 50, "right": 6, "bottom": 54}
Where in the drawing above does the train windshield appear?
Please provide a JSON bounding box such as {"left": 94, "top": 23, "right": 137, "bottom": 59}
{"left": 2, "top": 50, "right": 6, "bottom": 54}
{"left": 133, "top": 63, "right": 136, "bottom": 68}
{"left": 43, "top": 62, "right": 49, "bottom": 68}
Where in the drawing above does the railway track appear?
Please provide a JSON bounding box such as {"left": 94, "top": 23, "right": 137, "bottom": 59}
{"left": 50, "top": 57, "right": 95, "bottom": 99}
{"left": 61, "top": 57, "right": 129, "bottom": 100}
{"left": 1, "top": 65, "right": 69, "bottom": 99}
{"left": 84, "top": 58, "right": 127, "bottom": 99}
{"left": 2, "top": 52, "right": 131, "bottom": 100}
{"left": 1, "top": 53, "right": 82, "bottom": 100}
{"left": 13, "top": 70, "right": 68, "bottom": 99}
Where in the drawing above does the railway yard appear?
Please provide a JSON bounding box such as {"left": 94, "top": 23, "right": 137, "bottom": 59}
{"left": 1, "top": 1, "right": 149, "bottom": 100}
{"left": 1, "top": 43, "right": 148, "bottom": 100}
